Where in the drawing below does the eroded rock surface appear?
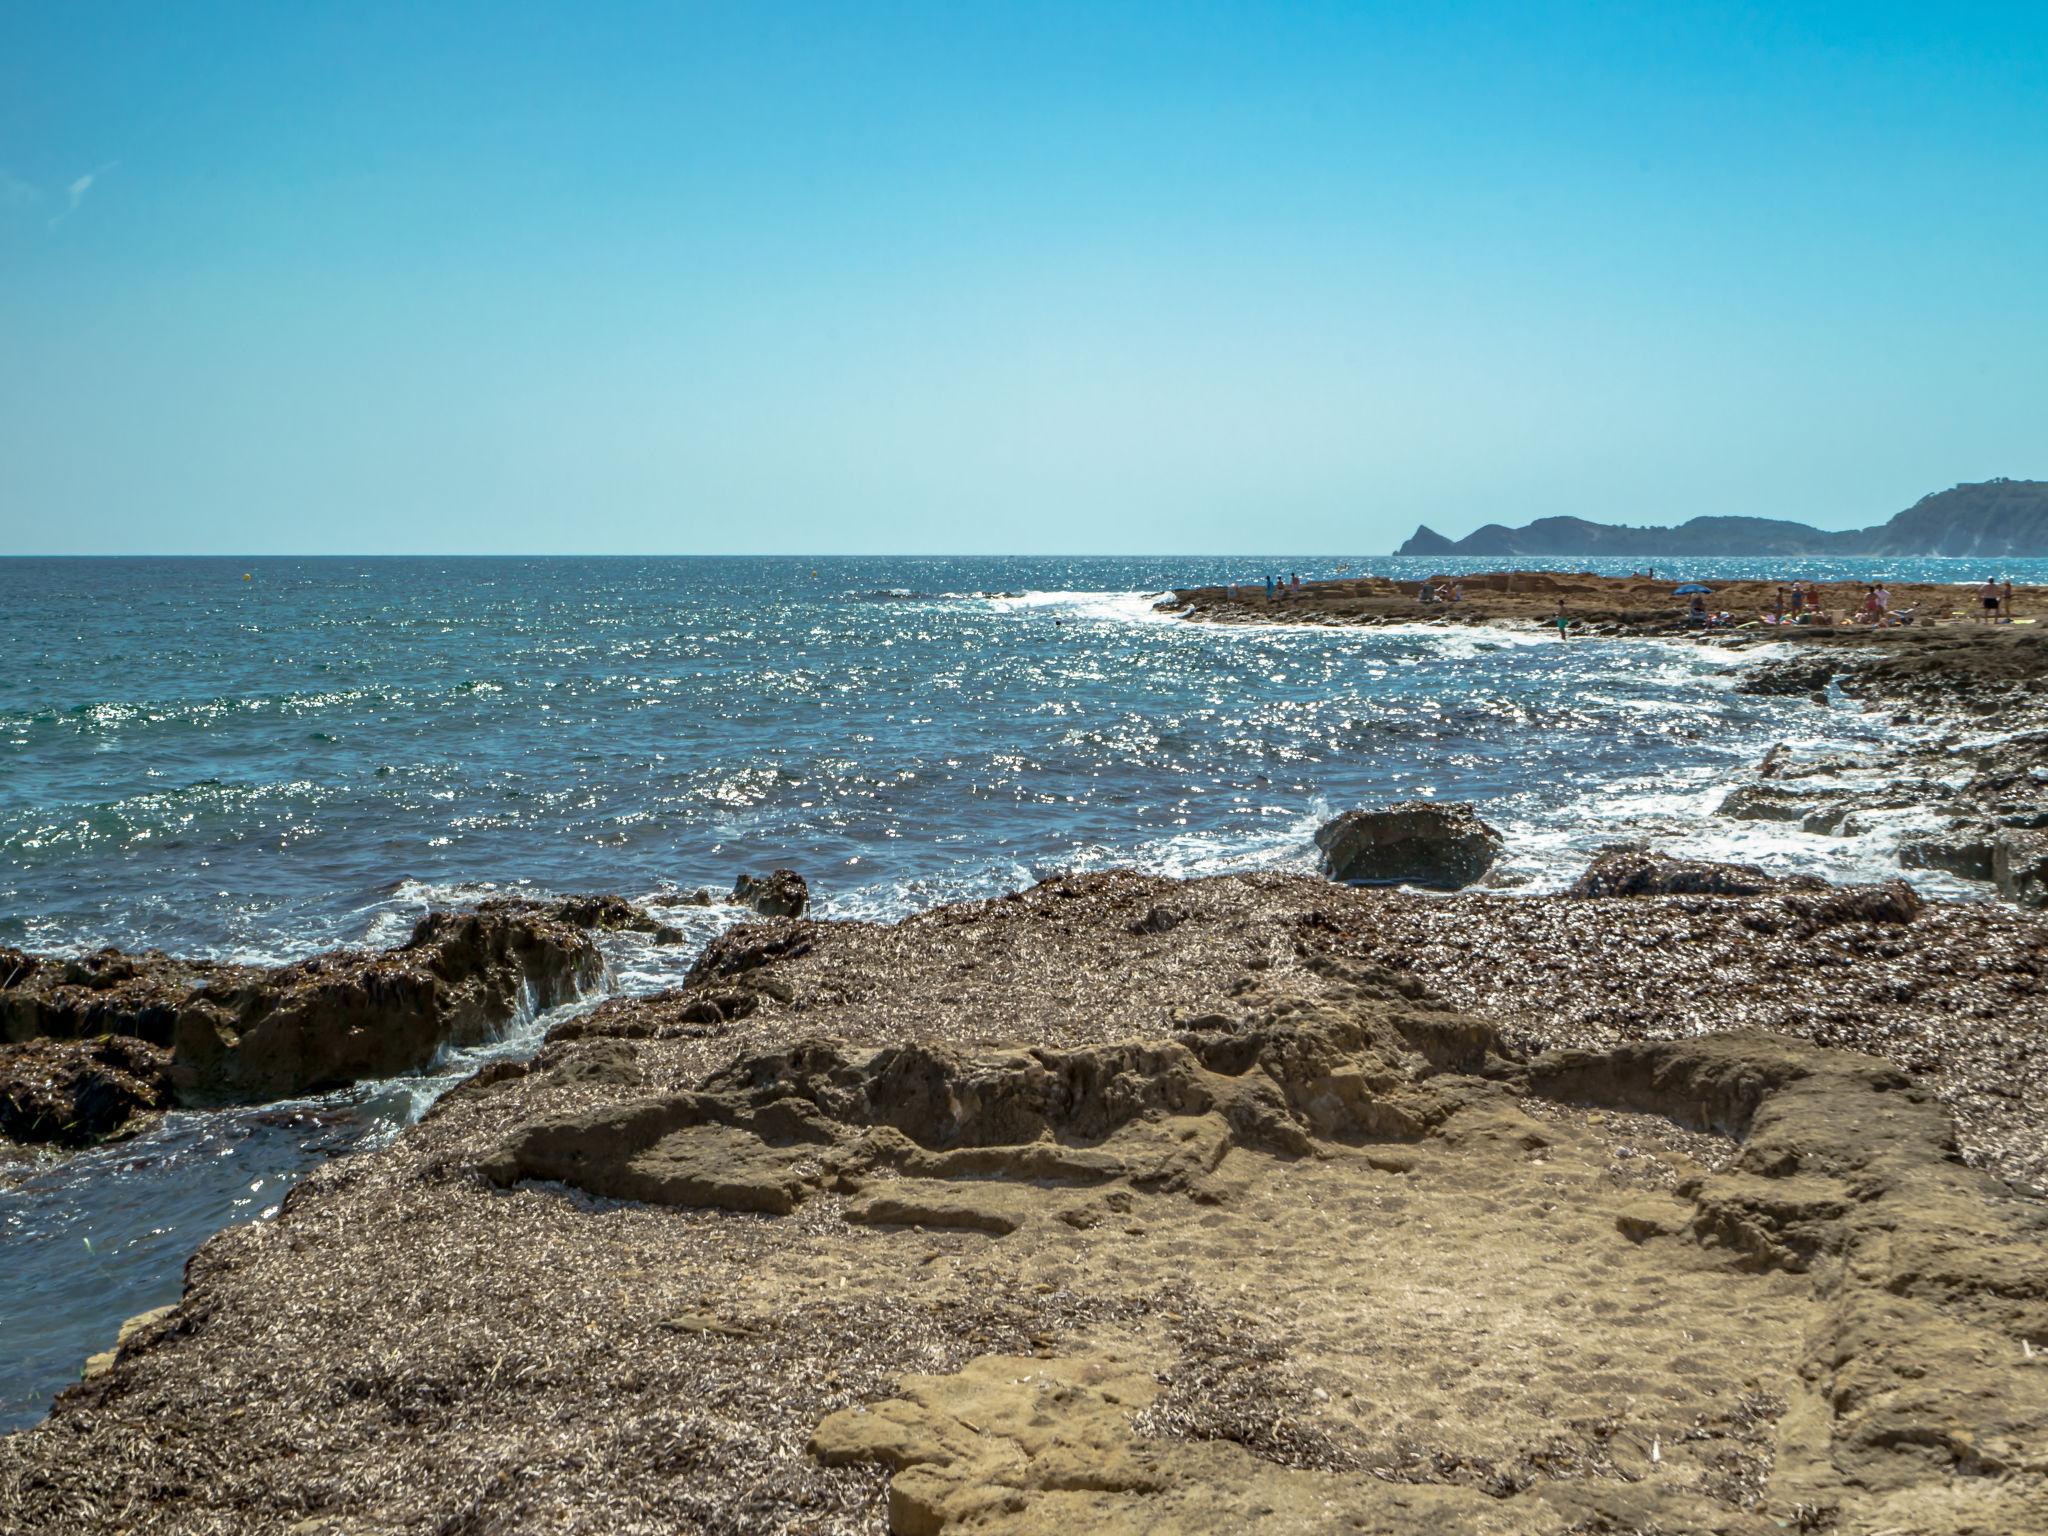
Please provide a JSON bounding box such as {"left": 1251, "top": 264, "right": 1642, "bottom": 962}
{"left": 0, "top": 1035, "right": 172, "bottom": 1146}
{"left": 0, "top": 906, "right": 602, "bottom": 1116}
{"left": 5, "top": 871, "right": 2042, "bottom": 1535}
{"left": 486, "top": 893, "right": 685, "bottom": 943}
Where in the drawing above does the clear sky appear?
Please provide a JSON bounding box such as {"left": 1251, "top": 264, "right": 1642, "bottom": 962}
{"left": 2, "top": 1, "right": 2044, "bottom": 555}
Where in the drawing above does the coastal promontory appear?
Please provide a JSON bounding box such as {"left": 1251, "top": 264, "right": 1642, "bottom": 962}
{"left": 1397, "top": 477, "right": 2048, "bottom": 558}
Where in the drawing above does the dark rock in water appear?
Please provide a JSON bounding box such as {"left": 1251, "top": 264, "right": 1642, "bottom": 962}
{"left": 486, "top": 893, "right": 683, "bottom": 944}
{"left": 0, "top": 907, "right": 602, "bottom": 1121}
{"left": 1314, "top": 802, "right": 1503, "bottom": 889}
{"left": 1739, "top": 657, "right": 1838, "bottom": 697}
{"left": 1900, "top": 831, "right": 1996, "bottom": 882}
{"left": 733, "top": 868, "right": 809, "bottom": 917}
{"left": 1993, "top": 829, "right": 2048, "bottom": 907}
{"left": 169, "top": 908, "right": 602, "bottom": 1102}
{"left": 1568, "top": 846, "right": 1826, "bottom": 899}
{"left": 0, "top": 1035, "right": 171, "bottom": 1146}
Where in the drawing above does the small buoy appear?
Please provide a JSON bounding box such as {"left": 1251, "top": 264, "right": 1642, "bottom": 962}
{"left": 243, "top": 572, "right": 252, "bottom": 581}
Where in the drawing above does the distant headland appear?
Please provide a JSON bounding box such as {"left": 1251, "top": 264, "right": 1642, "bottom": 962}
{"left": 1396, "top": 478, "right": 2048, "bottom": 559}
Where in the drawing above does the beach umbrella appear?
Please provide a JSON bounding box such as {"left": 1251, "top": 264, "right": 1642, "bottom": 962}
{"left": 1672, "top": 583, "right": 1713, "bottom": 595}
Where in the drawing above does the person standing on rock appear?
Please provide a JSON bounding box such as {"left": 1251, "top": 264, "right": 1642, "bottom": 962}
{"left": 1981, "top": 578, "right": 2002, "bottom": 624}
{"left": 1554, "top": 598, "right": 1569, "bottom": 639}
{"left": 2004, "top": 579, "right": 2015, "bottom": 622}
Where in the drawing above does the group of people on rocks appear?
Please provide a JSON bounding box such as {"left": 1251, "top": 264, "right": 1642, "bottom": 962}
{"left": 1976, "top": 577, "right": 2018, "bottom": 624}
{"left": 1222, "top": 572, "right": 1307, "bottom": 602}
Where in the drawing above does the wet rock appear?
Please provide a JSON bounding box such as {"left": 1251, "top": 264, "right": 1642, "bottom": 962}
{"left": 486, "top": 893, "right": 683, "bottom": 943}
{"left": 0, "top": 908, "right": 602, "bottom": 1115}
{"left": 1717, "top": 783, "right": 1849, "bottom": 823}
{"left": 1313, "top": 802, "right": 1502, "bottom": 889}
{"left": 170, "top": 908, "right": 602, "bottom": 1102}
{"left": 2, "top": 946, "right": 228, "bottom": 1048}
{"left": 1993, "top": 829, "right": 2048, "bottom": 907}
{"left": 0, "top": 1035, "right": 171, "bottom": 1146}
{"left": 733, "top": 868, "right": 809, "bottom": 918}
{"left": 1568, "top": 846, "right": 1824, "bottom": 899}
{"left": 1738, "top": 657, "right": 1837, "bottom": 696}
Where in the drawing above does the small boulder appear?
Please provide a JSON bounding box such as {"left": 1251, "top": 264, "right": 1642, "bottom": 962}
{"left": 1313, "top": 802, "right": 1502, "bottom": 890}
{"left": 733, "top": 869, "right": 809, "bottom": 918}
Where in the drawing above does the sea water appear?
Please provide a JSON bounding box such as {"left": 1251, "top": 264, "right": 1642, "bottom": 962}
{"left": 2, "top": 552, "right": 2035, "bottom": 1429}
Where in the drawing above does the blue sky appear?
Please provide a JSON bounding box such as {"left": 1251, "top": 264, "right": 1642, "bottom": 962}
{"left": 2, "top": 1, "right": 2044, "bottom": 554}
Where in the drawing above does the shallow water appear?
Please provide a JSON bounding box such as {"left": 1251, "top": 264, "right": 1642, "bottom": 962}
{"left": 0, "top": 552, "right": 2023, "bottom": 1431}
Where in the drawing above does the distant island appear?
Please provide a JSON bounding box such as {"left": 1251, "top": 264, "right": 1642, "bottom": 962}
{"left": 1396, "top": 478, "right": 2048, "bottom": 559}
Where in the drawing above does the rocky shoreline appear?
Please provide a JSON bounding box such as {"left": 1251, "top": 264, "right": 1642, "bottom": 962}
{"left": 0, "top": 875, "right": 810, "bottom": 1154}
{"left": 0, "top": 864, "right": 2040, "bottom": 1532}
{"left": 1181, "top": 572, "right": 2048, "bottom": 907}
{"left": 2, "top": 642, "right": 2045, "bottom": 1532}
{"left": 1164, "top": 569, "right": 2046, "bottom": 638}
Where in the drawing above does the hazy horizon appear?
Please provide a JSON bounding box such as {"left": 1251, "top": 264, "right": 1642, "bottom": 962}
{"left": 4, "top": 3, "right": 2045, "bottom": 556}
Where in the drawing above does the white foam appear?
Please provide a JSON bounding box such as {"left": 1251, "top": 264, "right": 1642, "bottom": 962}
{"left": 982, "top": 590, "right": 1183, "bottom": 625}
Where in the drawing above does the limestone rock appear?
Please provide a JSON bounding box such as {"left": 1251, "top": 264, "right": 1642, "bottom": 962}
{"left": 1313, "top": 802, "right": 1502, "bottom": 889}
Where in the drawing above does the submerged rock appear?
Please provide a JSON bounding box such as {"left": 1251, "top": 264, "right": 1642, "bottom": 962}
{"left": 1314, "top": 802, "right": 1502, "bottom": 889}
{"left": 733, "top": 868, "right": 809, "bottom": 917}
{"left": 1716, "top": 782, "right": 1850, "bottom": 822}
